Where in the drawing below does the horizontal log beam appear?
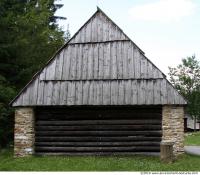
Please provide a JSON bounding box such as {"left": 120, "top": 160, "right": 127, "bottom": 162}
{"left": 35, "top": 136, "right": 162, "bottom": 142}
{"left": 35, "top": 130, "right": 162, "bottom": 136}
{"left": 35, "top": 141, "right": 160, "bottom": 146}
{"left": 36, "top": 119, "right": 161, "bottom": 126}
{"left": 35, "top": 152, "right": 160, "bottom": 156}
{"left": 36, "top": 113, "right": 161, "bottom": 120}
{"left": 35, "top": 146, "right": 160, "bottom": 152}
{"left": 35, "top": 125, "right": 161, "bottom": 131}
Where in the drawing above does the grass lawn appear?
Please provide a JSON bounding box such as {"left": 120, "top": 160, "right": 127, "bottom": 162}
{"left": 185, "top": 131, "right": 200, "bottom": 146}
{"left": 0, "top": 149, "right": 200, "bottom": 171}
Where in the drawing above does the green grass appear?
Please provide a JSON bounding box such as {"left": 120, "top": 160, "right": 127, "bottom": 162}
{"left": 0, "top": 149, "right": 200, "bottom": 171}
{"left": 185, "top": 131, "right": 200, "bottom": 146}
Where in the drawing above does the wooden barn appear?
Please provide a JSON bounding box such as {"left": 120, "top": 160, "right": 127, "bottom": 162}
{"left": 11, "top": 8, "right": 187, "bottom": 157}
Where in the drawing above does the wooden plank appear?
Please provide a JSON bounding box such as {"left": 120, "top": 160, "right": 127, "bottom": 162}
{"left": 52, "top": 82, "right": 60, "bottom": 105}
{"left": 93, "top": 44, "right": 99, "bottom": 79}
{"left": 102, "top": 81, "right": 110, "bottom": 105}
{"left": 110, "top": 42, "right": 117, "bottom": 79}
{"left": 88, "top": 81, "right": 94, "bottom": 104}
{"left": 97, "top": 12, "right": 103, "bottom": 41}
{"left": 117, "top": 42, "right": 123, "bottom": 79}
{"left": 29, "top": 78, "right": 39, "bottom": 105}
{"left": 37, "top": 77, "right": 45, "bottom": 105}
{"left": 46, "top": 81, "right": 53, "bottom": 105}
{"left": 59, "top": 81, "right": 68, "bottom": 105}
{"left": 102, "top": 15, "right": 107, "bottom": 41}
{"left": 124, "top": 80, "right": 131, "bottom": 104}
{"left": 154, "top": 80, "right": 161, "bottom": 104}
{"left": 92, "top": 81, "right": 98, "bottom": 105}
{"left": 67, "top": 81, "right": 75, "bottom": 105}
{"left": 138, "top": 80, "right": 146, "bottom": 105}
{"left": 118, "top": 80, "right": 125, "bottom": 105}
{"left": 98, "top": 44, "right": 104, "bottom": 79}
{"left": 147, "top": 61, "right": 153, "bottom": 78}
{"left": 140, "top": 55, "right": 147, "bottom": 78}
{"left": 62, "top": 47, "right": 71, "bottom": 79}
{"left": 35, "top": 152, "right": 160, "bottom": 156}
{"left": 96, "top": 81, "right": 103, "bottom": 104}
{"left": 128, "top": 42, "right": 134, "bottom": 78}
{"left": 80, "top": 24, "right": 85, "bottom": 43}
{"left": 45, "top": 58, "right": 56, "bottom": 80}
{"left": 146, "top": 81, "right": 154, "bottom": 105}
{"left": 36, "top": 125, "right": 161, "bottom": 131}
{"left": 134, "top": 49, "right": 141, "bottom": 78}
{"left": 111, "top": 81, "right": 118, "bottom": 105}
{"left": 103, "top": 43, "right": 110, "bottom": 79}
{"left": 35, "top": 130, "right": 162, "bottom": 137}
{"left": 55, "top": 51, "right": 64, "bottom": 80}
{"left": 122, "top": 42, "right": 128, "bottom": 78}
{"left": 131, "top": 80, "right": 138, "bottom": 105}
{"left": 85, "top": 21, "right": 91, "bottom": 42}
{"left": 87, "top": 44, "right": 94, "bottom": 79}
{"left": 76, "top": 45, "right": 83, "bottom": 79}
{"left": 160, "top": 79, "right": 167, "bottom": 104}
{"left": 35, "top": 146, "right": 160, "bottom": 152}
{"left": 91, "top": 16, "right": 97, "bottom": 42}
{"left": 82, "top": 81, "right": 90, "bottom": 104}
{"left": 108, "top": 20, "right": 112, "bottom": 40}
{"left": 153, "top": 66, "right": 159, "bottom": 79}
{"left": 36, "top": 119, "right": 162, "bottom": 126}
{"left": 75, "top": 81, "right": 83, "bottom": 105}
{"left": 22, "top": 89, "right": 29, "bottom": 106}
{"left": 35, "top": 141, "right": 160, "bottom": 147}
{"left": 69, "top": 45, "right": 76, "bottom": 79}
{"left": 82, "top": 45, "right": 89, "bottom": 79}
{"left": 35, "top": 136, "right": 162, "bottom": 142}
{"left": 36, "top": 114, "right": 161, "bottom": 121}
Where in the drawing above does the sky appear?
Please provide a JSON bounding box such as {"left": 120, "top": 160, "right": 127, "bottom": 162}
{"left": 55, "top": 0, "right": 200, "bottom": 76}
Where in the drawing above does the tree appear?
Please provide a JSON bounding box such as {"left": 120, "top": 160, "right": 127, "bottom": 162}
{"left": 0, "top": 0, "right": 69, "bottom": 147}
{"left": 169, "top": 56, "right": 200, "bottom": 130}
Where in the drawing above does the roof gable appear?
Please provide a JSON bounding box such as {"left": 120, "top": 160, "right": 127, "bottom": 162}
{"left": 10, "top": 7, "right": 187, "bottom": 106}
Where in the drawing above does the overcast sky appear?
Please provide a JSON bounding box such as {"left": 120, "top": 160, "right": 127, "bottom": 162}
{"left": 55, "top": 0, "right": 200, "bottom": 76}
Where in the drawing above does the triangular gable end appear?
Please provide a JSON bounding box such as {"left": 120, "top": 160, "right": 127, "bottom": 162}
{"left": 10, "top": 7, "right": 187, "bottom": 106}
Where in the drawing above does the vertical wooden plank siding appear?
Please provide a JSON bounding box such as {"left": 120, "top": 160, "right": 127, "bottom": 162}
{"left": 62, "top": 48, "right": 71, "bottom": 80}
{"left": 55, "top": 51, "right": 64, "bottom": 80}
{"left": 11, "top": 9, "right": 187, "bottom": 106}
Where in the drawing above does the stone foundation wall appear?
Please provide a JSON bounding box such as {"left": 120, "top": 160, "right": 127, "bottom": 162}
{"left": 162, "top": 106, "right": 184, "bottom": 156}
{"left": 14, "top": 108, "right": 34, "bottom": 157}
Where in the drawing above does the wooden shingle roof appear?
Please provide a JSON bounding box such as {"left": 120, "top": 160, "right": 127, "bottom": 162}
{"left": 11, "top": 7, "right": 187, "bottom": 106}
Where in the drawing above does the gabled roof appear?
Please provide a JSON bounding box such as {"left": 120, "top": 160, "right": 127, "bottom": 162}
{"left": 10, "top": 7, "right": 187, "bottom": 106}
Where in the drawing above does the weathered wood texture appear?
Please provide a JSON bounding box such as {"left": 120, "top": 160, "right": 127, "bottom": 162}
{"left": 69, "top": 10, "right": 129, "bottom": 43}
{"left": 13, "top": 79, "right": 187, "bottom": 106}
{"left": 39, "top": 42, "right": 164, "bottom": 80}
{"left": 11, "top": 8, "right": 187, "bottom": 107}
{"left": 35, "top": 107, "right": 162, "bottom": 155}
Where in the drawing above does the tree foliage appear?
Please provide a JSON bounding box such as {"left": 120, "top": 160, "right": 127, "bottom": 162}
{"left": 169, "top": 56, "right": 200, "bottom": 127}
{"left": 0, "top": 0, "right": 69, "bottom": 147}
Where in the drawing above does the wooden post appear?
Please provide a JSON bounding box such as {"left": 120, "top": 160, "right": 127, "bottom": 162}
{"left": 160, "top": 141, "right": 174, "bottom": 163}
